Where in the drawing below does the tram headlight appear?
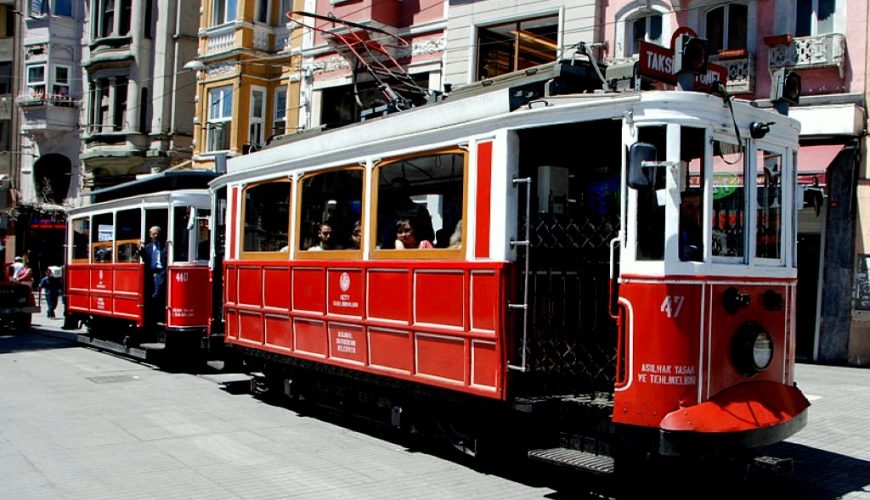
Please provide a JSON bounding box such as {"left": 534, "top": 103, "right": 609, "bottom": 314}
{"left": 732, "top": 322, "right": 774, "bottom": 376}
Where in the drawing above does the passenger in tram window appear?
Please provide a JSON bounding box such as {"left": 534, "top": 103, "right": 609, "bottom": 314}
{"left": 679, "top": 192, "right": 703, "bottom": 262}
{"left": 308, "top": 222, "right": 336, "bottom": 251}
{"left": 448, "top": 219, "right": 462, "bottom": 249}
{"left": 395, "top": 218, "right": 434, "bottom": 249}
{"left": 139, "top": 226, "right": 167, "bottom": 326}
{"left": 349, "top": 220, "right": 361, "bottom": 249}
{"left": 381, "top": 177, "right": 434, "bottom": 246}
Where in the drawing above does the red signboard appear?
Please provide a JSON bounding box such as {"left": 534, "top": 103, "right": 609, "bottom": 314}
{"left": 637, "top": 28, "right": 727, "bottom": 91}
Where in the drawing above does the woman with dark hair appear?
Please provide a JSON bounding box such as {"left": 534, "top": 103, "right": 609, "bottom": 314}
{"left": 395, "top": 218, "right": 433, "bottom": 249}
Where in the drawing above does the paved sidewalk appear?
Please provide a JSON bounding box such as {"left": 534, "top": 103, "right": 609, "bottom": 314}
{"left": 2, "top": 312, "right": 559, "bottom": 500}
{"left": 3, "top": 308, "right": 869, "bottom": 499}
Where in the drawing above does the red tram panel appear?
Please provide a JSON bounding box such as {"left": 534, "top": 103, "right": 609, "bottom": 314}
{"left": 68, "top": 263, "right": 145, "bottom": 326}
{"left": 223, "top": 260, "right": 508, "bottom": 399}
{"left": 166, "top": 267, "right": 210, "bottom": 328}
{"left": 614, "top": 276, "right": 808, "bottom": 435}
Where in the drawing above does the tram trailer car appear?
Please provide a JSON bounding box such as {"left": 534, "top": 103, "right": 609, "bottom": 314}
{"left": 65, "top": 172, "right": 221, "bottom": 362}
{"left": 213, "top": 63, "right": 809, "bottom": 472}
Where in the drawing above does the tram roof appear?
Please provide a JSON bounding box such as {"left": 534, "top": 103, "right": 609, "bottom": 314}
{"left": 219, "top": 63, "right": 800, "bottom": 187}
{"left": 89, "top": 170, "right": 219, "bottom": 204}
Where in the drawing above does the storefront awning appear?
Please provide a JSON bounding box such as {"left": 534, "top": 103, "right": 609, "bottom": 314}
{"left": 797, "top": 144, "right": 843, "bottom": 185}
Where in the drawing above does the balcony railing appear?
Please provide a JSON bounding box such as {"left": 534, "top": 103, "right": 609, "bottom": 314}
{"left": 768, "top": 33, "right": 846, "bottom": 78}
{"left": 710, "top": 51, "right": 754, "bottom": 95}
{"left": 17, "top": 91, "right": 80, "bottom": 108}
{"left": 205, "top": 24, "right": 237, "bottom": 54}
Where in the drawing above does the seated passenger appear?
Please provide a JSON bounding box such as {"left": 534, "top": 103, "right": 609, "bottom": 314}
{"left": 308, "top": 222, "right": 336, "bottom": 251}
{"left": 350, "top": 220, "right": 361, "bottom": 249}
{"left": 448, "top": 220, "right": 462, "bottom": 249}
{"left": 395, "top": 218, "right": 433, "bottom": 249}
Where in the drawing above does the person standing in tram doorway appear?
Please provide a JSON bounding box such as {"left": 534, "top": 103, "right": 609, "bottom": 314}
{"left": 139, "top": 226, "right": 167, "bottom": 329}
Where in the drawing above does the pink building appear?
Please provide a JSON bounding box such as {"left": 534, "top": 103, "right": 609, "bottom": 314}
{"left": 601, "top": 0, "right": 870, "bottom": 365}
{"left": 294, "top": 0, "right": 447, "bottom": 129}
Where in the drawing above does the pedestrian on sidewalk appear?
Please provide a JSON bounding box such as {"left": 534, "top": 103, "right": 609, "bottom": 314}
{"left": 38, "top": 267, "right": 63, "bottom": 319}
{"left": 12, "top": 259, "right": 33, "bottom": 289}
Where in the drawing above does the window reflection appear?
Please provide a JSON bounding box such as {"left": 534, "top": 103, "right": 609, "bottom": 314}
{"left": 757, "top": 150, "right": 783, "bottom": 260}
{"left": 711, "top": 140, "right": 745, "bottom": 258}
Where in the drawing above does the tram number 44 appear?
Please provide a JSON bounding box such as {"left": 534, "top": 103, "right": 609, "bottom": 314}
{"left": 660, "top": 295, "right": 685, "bottom": 318}
{"left": 174, "top": 272, "right": 190, "bottom": 283}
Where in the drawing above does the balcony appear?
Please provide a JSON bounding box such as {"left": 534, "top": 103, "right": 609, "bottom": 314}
{"left": 204, "top": 23, "right": 238, "bottom": 55}
{"left": 252, "top": 25, "right": 292, "bottom": 53}
{"left": 710, "top": 50, "right": 754, "bottom": 95}
{"left": 767, "top": 33, "right": 846, "bottom": 78}
{"left": 17, "top": 90, "right": 79, "bottom": 109}
{"left": 17, "top": 93, "right": 80, "bottom": 131}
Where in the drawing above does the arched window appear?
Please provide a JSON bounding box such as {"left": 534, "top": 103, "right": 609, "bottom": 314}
{"left": 627, "top": 13, "right": 662, "bottom": 56}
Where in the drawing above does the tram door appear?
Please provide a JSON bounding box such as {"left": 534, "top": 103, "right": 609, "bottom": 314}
{"left": 210, "top": 187, "right": 227, "bottom": 335}
{"left": 514, "top": 120, "right": 622, "bottom": 396}
{"left": 144, "top": 209, "right": 168, "bottom": 324}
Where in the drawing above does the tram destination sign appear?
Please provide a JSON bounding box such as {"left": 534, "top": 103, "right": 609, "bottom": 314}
{"left": 638, "top": 28, "right": 727, "bottom": 91}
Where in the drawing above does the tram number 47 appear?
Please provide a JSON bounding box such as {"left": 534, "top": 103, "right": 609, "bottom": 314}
{"left": 660, "top": 296, "right": 685, "bottom": 318}
{"left": 174, "top": 272, "right": 189, "bottom": 283}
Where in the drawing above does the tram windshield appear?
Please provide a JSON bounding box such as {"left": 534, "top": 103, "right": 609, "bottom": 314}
{"left": 711, "top": 140, "right": 745, "bottom": 259}
{"left": 756, "top": 149, "right": 783, "bottom": 260}
{"left": 629, "top": 125, "right": 790, "bottom": 267}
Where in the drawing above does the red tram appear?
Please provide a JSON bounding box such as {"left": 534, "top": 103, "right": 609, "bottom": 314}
{"left": 210, "top": 63, "right": 810, "bottom": 470}
{"left": 65, "top": 172, "right": 220, "bottom": 359}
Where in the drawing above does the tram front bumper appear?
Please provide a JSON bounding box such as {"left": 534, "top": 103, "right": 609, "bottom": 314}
{"left": 657, "top": 381, "right": 810, "bottom": 456}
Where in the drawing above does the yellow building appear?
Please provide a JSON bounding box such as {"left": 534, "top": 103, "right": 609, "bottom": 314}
{"left": 191, "top": 0, "right": 303, "bottom": 167}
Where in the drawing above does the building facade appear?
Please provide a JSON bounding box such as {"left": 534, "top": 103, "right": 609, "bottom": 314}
{"left": 189, "top": 0, "right": 299, "bottom": 168}
{"left": 15, "top": 0, "right": 83, "bottom": 272}
{"left": 80, "top": 0, "right": 200, "bottom": 189}
{"left": 600, "top": 0, "right": 868, "bottom": 365}
{"left": 0, "top": 0, "right": 17, "bottom": 265}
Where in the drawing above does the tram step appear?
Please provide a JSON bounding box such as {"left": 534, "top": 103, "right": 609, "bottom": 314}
{"left": 77, "top": 335, "right": 149, "bottom": 361}
{"left": 528, "top": 447, "right": 615, "bottom": 475}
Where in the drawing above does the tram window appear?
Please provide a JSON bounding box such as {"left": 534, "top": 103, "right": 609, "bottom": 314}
{"left": 375, "top": 150, "right": 465, "bottom": 253}
{"left": 115, "top": 208, "right": 141, "bottom": 263}
{"left": 298, "top": 169, "right": 363, "bottom": 252}
{"left": 91, "top": 213, "right": 114, "bottom": 263}
{"left": 711, "top": 140, "right": 745, "bottom": 258}
{"left": 173, "top": 207, "right": 192, "bottom": 262}
{"left": 242, "top": 181, "right": 290, "bottom": 254}
{"left": 679, "top": 127, "right": 706, "bottom": 262}
{"left": 635, "top": 126, "right": 666, "bottom": 261}
{"left": 757, "top": 149, "right": 783, "bottom": 260}
{"left": 196, "top": 209, "right": 211, "bottom": 261}
{"left": 71, "top": 217, "right": 90, "bottom": 262}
